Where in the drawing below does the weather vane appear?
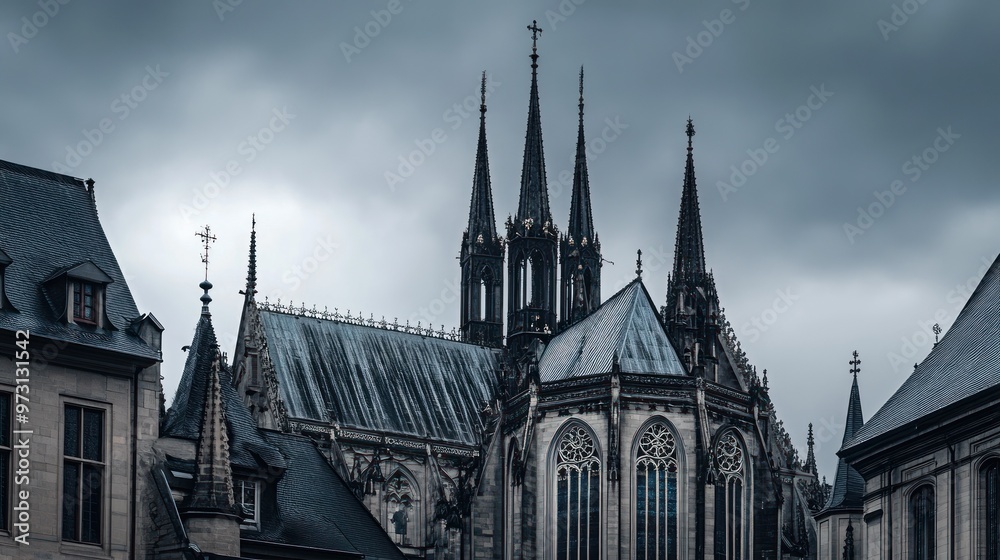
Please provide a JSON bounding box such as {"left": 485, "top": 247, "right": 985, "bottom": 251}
{"left": 849, "top": 350, "right": 861, "bottom": 379}
{"left": 636, "top": 249, "right": 643, "bottom": 278}
{"left": 195, "top": 225, "right": 217, "bottom": 282}
{"left": 932, "top": 323, "right": 941, "bottom": 344}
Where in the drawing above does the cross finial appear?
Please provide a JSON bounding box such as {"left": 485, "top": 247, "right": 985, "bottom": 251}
{"left": 195, "top": 225, "right": 217, "bottom": 282}
{"left": 635, "top": 249, "right": 643, "bottom": 278}
{"left": 686, "top": 117, "right": 695, "bottom": 151}
{"left": 849, "top": 350, "right": 861, "bottom": 380}
{"left": 932, "top": 323, "right": 941, "bottom": 344}
{"left": 527, "top": 20, "right": 542, "bottom": 64}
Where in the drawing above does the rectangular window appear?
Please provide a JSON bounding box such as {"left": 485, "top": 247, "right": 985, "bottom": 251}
{"left": 236, "top": 479, "right": 259, "bottom": 528}
{"left": 72, "top": 281, "right": 97, "bottom": 324}
{"left": 0, "top": 393, "right": 10, "bottom": 531}
{"left": 62, "top": 404, "right": 104, "bottom": 544}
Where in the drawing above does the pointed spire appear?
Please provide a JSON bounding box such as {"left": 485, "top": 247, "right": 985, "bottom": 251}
{"left": 516, "top": 20, "right": 552, "bottom": 227}
{"left": 245, "top": 215, "right": 257, "bottom": 300}
{"left": 805, "top": 423, "right": 817, "bottom": 474}
{"left": 188, "top": 343, "right": 238, "bottom": 514}
{"left": 820, "top": 351, "right": 866, "bottom": 513}
{"left": 671, "top": 118, "right": 706, "bottom": 284}
{"left": 568, "top": 66, "right": 595, "bottom": 244}
{"left": 195, "top": 225, "right": 217, "bottom": 317}
{"left": 466, "top": 72, "right": 498, "bottom": 245}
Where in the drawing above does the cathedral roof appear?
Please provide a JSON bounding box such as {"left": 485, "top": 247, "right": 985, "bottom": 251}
{"left": 844, "top": 252, "right": 1000, "bottom": 451}
{"left": 250, "top": 431, "right": 405, "bottom": 560}
{"left": 0, "top": 159, "right": 159, "bottom": 361}
{"left": 539, "top": 279, "right": 686, "bottom": 382}
{"left": 819, "top": 372, "right": 864, "bottom": 515}
{"left": 258, "top": 309, "right": 500, "bottom": 446}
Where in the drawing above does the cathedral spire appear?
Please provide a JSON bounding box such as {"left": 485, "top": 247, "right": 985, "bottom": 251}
{"left": 187, "top": 341, "right": 238, "bottom": 516}
{"left": 672, "top": 118, "right": 706, "bottom": 284}
{"left": 516, "top": 19, "right": 552, "bottom": 227}
{"left": 567, "top": 66, "right": 595, "bottom": 244}
{"left": 460, "top": 72, "right": 504, "bottom": 347}
{"left": 466, "top": 72, "right": 498, "bottom": 247}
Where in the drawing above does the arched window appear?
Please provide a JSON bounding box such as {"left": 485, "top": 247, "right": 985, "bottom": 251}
{"left": 582, "top": 268, "right": 593, "bottom": 312}
{"left": 555, "top": 424, "right": 601, "bottom": 560}
{"left": 983, "top": 460, "right": 1000, "bottom": 560}
{"left": 481, "top": 267, "right": 495, "bottom": 322}
{"left": 385, "top": 470, "right": 418, "bottom": 547}
{"left": 714, "top": 431, "right": 746, "bottom": 560}
{"left": 635, "top": 421, "right": 679, "bottom": 560}
{"left": 910, "top": 485, "right": 935, "bottom": 560}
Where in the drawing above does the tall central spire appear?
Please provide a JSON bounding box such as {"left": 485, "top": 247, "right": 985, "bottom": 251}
{"left": 672, "top": 118, "right": 706, "bottom": 284}
{"left": 516, "top": 19, "right": 552, "bottom": 227}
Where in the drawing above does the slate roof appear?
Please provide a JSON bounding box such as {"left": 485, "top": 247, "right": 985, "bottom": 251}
{"left": 844, "top": 252, "right": 1000, "bottom": 451}
{"left": 251, "top": 431, "right": 405, "bottom": 560}
{"left": 259, "top": 310, "right": 500, "bottom": 446}
{"left": 163, "top": 312, "right": 285, "bottom": 472}
{"left": 820, "top": 374, "right": 865, "bottom": 514}
{"left": 539, "top": 279, "right": 686, "bottom": 382}
{"left": 0, "top": 159, "right": 158, "bottom": 360}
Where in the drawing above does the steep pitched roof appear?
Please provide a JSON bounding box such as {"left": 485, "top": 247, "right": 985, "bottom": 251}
{"left": 163, "top": 312, "right": 285, "bottom": 472}
{"left": 252, "top": 431, "right": 405, "bottom": 560}
{"left": 844, "top": 252, "right": 1000, "bottom": 450}
{"left": 539, "top": 280, "right": 686, "bottom": 382}
{"left": 820, "top": 374, "right": 865, "bottom": 514}
{"left": 258, "top": 309, "right": 500, "bottom": 446}
{"left": 0, "top": 159, "right": 158, "bottom": 360}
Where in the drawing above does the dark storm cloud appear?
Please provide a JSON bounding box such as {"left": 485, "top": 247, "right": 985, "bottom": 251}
{"left": 2, "top": 0, "right": 997, "bottom": 479}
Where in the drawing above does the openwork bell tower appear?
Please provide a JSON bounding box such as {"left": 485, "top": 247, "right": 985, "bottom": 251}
{"left": 506, "top": 21, "right": 558, "bottom": 356}
{"left": 460, "top": 73, "right": 504, "bottom": 347}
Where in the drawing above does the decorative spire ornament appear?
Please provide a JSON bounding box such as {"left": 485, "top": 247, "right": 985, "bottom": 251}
{"left": 195, "top": 225, "right": 217, "bottom": 316}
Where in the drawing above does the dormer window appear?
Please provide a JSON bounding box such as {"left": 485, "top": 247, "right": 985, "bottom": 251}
{"left": 72, "top": 280, "right": 98, "bottom": 323}
{"left": 43, "top": 260, "right": 114, "bottom": 328}
{"left": 236, "top": 479, "right": 260, "bottom": 529}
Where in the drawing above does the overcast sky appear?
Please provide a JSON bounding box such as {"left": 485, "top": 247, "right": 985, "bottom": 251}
{"left": 3, "top": 1, "right": 998, "bottom": 479}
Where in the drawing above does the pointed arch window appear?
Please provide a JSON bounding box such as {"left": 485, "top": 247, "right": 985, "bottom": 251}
{"left": 635, "top": 421, "right": 679, "bottom": 560}
{"left": 714, "top": 431, "right": 746, "bottom": 560}
{"left": 555, "top": 424, "right": 600, "bottom": 560}
{"left": 481, "top": 266, "right": 495, "bottom": 322}
{"left": 983, "top": 459, "right": 1000, "bottom": 560}
{"left": 910, "top": 485, "right": 935, "bottom": 560}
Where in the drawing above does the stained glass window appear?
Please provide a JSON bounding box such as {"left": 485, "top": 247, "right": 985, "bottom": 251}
{"left": 636, "top": 422, "right": 678, "bottom": 560}
{"left": 555, "top": 424, "right": 600, "bottom": 560}
{"left": 63, "top": 404, "right": 104, "bottom": 544}
{"left": 714, "top": 431, "right": 745, "bottom": 560}
{"left": 910, "top": 485, "right": 935, "bottom": 560}
{"left": 984, "top": 460, "right": 999, "bottom": 560}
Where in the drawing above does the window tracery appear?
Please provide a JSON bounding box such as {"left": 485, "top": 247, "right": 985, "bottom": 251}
{"left": 555, "top": 424, "right": 600, "bottom": 560}
{"left": 636, "top": 421, "right": 679, "bottom": 560}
